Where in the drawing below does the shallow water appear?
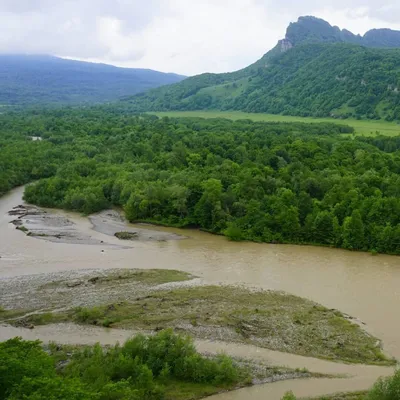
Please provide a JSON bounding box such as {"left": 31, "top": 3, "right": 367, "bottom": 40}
{"left": 1, "top": 186, "right": 399, "bottom": 398}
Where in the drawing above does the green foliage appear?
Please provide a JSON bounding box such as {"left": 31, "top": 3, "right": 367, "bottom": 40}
{"left": 342, "top": 210, "right": 365, "bottom": 250}
{"left": 282, "top": 392, "right": 297, "bottom": 400}
{"left": 0, "top": 331, "right": 245, "bottom": 400}
{"left": 1, "top": 112, "right": 400, "bottom": 255}
{"left": 7, "top": 377, "right": 95, "bottom": 400}
{"left": 368, "top": 369, "right": 400, "bottom": 400}
{"left": 0, "top": 338, "right": 56, "bottom": 398}
{"left": 224, "top": 223, "right": 244, "bottom": 241}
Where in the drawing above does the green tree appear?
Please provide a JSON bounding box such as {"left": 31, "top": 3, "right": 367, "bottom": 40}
{"left": 0, "top": 338, "right": 55, "bottom": 399}
{"left": 194, "top": 179, "right": 225, "bottom": 231}
{"left": 312, "top": 211, "right": 335, "bottom": 244}
{"left": 342, "top": 210, "right": 365, "bottom": 250}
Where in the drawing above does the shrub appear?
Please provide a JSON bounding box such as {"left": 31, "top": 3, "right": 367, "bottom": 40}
{"left": 368, "top": 369, "right": 400, "bottom": 400}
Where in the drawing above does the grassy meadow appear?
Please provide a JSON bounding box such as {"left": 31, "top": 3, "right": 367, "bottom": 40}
{"left": 152, "top": 111, "right": 400, "bottom": 137}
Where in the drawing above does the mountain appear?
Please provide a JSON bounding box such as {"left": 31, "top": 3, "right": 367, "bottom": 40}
{"left": 283, "top": 16, "right": 400, "bottom": 48}
{"left": 0, "top": 54, "right": 185, "bottom": 105}
{"left": 125, "top": 17, "right": 400, "bottom": 120}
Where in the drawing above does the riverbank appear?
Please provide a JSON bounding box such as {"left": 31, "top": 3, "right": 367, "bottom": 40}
{"left": 9, "top": 204, "right": 185, "bottom": 245}
{"left": 1, "top": 186, "right": 400, "bottom": 399}
{"left": 0, "top": 323, "right": 394, "bottom": 400}
{"left": 0, "top": 268, "right": 391, "bottom": 365}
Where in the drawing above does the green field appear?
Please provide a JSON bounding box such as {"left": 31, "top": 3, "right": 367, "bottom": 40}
{"left": 152, "top": 111, "right": 400, "bottom": 137}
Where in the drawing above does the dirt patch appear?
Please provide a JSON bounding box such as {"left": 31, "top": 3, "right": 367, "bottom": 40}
{"left": 0, "top": 269, "right": 199, "bottom": 311}
{"left": 8, "top": 206, "right": 185, "bottom": 245}
{"left": 309, "top": 392, "right": 366, "bottom": 400}
{"left": 90, "top": 210, "right": 185, "bottom": 242}
{"left": 8, "top": 205, "right": 109, "bottom": 245}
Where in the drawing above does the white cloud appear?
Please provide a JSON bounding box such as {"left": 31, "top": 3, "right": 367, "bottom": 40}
{"left": 1, "top": 0, "right": 400, "bottom": 75}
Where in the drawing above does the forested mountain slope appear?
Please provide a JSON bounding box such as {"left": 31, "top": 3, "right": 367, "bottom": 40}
{"left": 0, "top": 55, "right": 185, "bottom": 105}
{"left": 125, "top": 17, "right": 400, "bottom": 120}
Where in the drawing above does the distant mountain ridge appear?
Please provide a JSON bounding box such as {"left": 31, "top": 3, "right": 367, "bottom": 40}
{"left": 0, "top": 54, "right": 185, "bottom": 105}
{"left": 282, "top": 16, "right": 400, "bottom": 49}
{"left": 125, "top": 16, "right": 400, "bottom": 121}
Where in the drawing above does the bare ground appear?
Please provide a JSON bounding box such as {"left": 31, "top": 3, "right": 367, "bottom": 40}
{"left": 9, "top": 205, "right": 185, "bottom": 245}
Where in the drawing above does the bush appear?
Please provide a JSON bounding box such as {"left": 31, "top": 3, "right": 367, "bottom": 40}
{"left": 282, "top": 392, "right": 297, "bottom": 400}
{"left": 224, "top": 223, "right": 244, "bottom": 241}
{"left": 368, "top": 369, "right": 400, "bottom": 400}
{"left": 0, "top": 338, "right": 55, "bottom": 398}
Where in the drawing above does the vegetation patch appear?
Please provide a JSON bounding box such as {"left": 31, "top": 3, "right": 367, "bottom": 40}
{"left": 0, "top": 331, "right": 250, "bottom": 400}
{"left": 25, "top": 286, "right": 392, "bottom": 365}
{"left": 115, "top": 231, "right": 139, "bottom": 240}
{"left": 308, "top": 393, "right": 367, "bottom": 400}
{"left": 16, "top": 225, "right": 29, "bottom": 233}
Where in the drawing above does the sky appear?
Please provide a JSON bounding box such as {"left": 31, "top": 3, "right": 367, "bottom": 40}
{"left": 1, "top": 0, "right": 400, "bottom": 76}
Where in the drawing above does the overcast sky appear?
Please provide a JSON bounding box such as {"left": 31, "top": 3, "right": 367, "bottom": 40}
{"left": 1, "top": 0, "right": 400, "bottom": 76}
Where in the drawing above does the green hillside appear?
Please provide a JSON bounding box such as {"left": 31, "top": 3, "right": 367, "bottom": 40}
{"left": 124, "top": 17, "right": 400, "bottom": 121}
{"left": 126, "top": 43, "right": 400, "bottom": 120}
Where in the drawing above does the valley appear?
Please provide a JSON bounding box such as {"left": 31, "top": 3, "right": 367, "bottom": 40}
{"left": 152, "top": 111, "right": 400, "bottom": 137}
{"left": 1, "top": 12, "right": 400, "bottom": 400}
{"left": 1, "top": 187, "right": 399, "bottom": 400}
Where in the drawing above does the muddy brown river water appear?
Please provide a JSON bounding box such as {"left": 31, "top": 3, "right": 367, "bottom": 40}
{"left": 1, "top": 186, "right": 400, "bottom": 399}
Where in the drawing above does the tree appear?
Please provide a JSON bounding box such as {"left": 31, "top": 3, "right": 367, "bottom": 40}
{"left": 0, "top": 338, "right": 55, "bottom": 398}
{"left": 312, "top": 211, "right": 335, "bottom": 244}
{"left": 342, "top": 210, "right": 365, "bottom": 250}
{"left": 194, "top": 179, "right": 225, "bottom": 231}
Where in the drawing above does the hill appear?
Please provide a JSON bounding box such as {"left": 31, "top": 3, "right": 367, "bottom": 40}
{"left": 0, "top": 54, "right": 185, "bottom": 105}
{"left": 125, "top": 17, "right": 400, "bottom": 120}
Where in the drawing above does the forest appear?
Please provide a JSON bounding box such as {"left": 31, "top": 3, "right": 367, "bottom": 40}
{"left": 1, "top": 110, "right": 399, "bottom": 255}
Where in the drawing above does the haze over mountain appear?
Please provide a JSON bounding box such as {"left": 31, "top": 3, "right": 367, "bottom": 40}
{"left": 126, "top": 16, "right": 400, "bottom": 121}
{"left": 0, "top": 55, "right": 185, "bottom": 105}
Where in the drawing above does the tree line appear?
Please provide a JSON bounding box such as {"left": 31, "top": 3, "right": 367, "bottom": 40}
{"left": 0, "top": 111, "right": 399, "bottom": 254}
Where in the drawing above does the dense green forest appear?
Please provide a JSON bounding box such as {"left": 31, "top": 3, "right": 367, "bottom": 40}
{"left": 0, "top": 331, "right": 244, "bottom": 400}
{"left": 1, "top": 111, "right": 399, "bottom": 254}
{"left": 125, "top": 43, "right": 400, "bottom": 121}
{"left": 0, "top": 55, "right": 185, "bottom": 106}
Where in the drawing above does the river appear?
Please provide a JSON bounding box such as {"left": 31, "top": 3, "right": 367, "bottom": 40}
{"left": 0, "top": 186, "right": 399, "bottom": 398}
